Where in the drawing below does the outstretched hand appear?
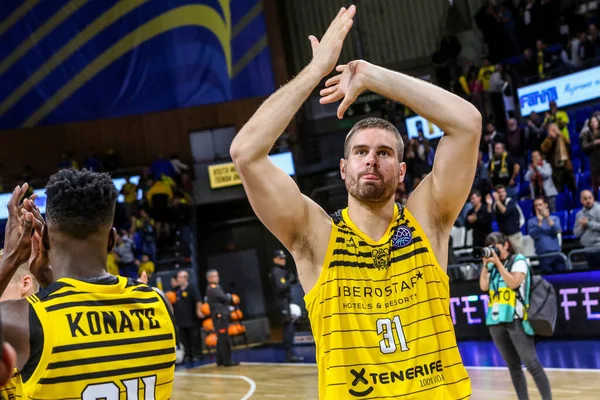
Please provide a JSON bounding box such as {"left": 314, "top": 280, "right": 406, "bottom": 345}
{"left": 2, "top": 185, "right": 36, "bottom": 266}
{"left": 319, "top": 60, "right": 368, "bottom": 119}
{"left": 308, "top": 5, "right": 356, "bottom": 79}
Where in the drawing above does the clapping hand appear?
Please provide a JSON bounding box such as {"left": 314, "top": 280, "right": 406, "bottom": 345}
{"left": 580, "top": 217, "right": 589, "bottom": 228}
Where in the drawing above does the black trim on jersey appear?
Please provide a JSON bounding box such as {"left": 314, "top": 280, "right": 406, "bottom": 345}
{"left": 133, "top": 285, "right": 156, "bottom": 293}
{"left": 327, "top": 345, "right": 458, "bottom": 369}
{"left": 328, "top": 247, "right": 429, "bottom": 269}
{"left": 45, "top": 297, "right": 159, "bottom": 312}
{"left": 326, "top": 382, "right": 346, "bottom": 387}
{"left": 324, "top": 345, "right": 380, "bottom": 354}
{"left": 20, "top": 303, "right": 44, "bottom": 384}
{"left": 399, "top": 313, "right": 451, "bottom": 329}
{"left": 322, "top": 297, "right": 446, "bottom": 318}
{"left": 79, "top": 275, "right": 119, "bottom": 285}
{"left": 321, "top": 329, "right": 375, "bottom": 337}
{"left": 41, "top": 290, "right": 89, "bottom": 302}
{"left": 47, "top": 347, "right": 175, "bottom": 369}
{"left": 321, "top": 264, "right": 435, "bottom": 285}
{"left": 0, "top": 385, "right": 16, "bottom": 393}
{"left": 52, "top": 333, "right": 174, "bottom": 353}
{"left": 405, "top": 329, "right": 453, "bottom": 344}
{"left": 38, "top": 361, "right": 175, "bottom": 384}
{"left": 35, "top": 281, "right": 75, "bottom": 300}
{"left": 332, "top": 238, "right": 423, "bottom": 258}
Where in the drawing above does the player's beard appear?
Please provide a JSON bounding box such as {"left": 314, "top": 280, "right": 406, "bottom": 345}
{"left": 345, "top": 171, "right": 397, "bottom": 204}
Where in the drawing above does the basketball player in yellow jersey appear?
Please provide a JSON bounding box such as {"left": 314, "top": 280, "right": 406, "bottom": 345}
{"left": 0, "top": 170, "right": 177, "bottom": 400}
{"left": 0, "top": 255, "right": 38, "bottom": 399}
{"left": 231, "top": 5, "right": 481, "bottom": 399}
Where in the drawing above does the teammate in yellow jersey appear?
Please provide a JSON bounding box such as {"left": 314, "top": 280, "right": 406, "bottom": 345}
{"left": 0, "top": 254, "right": 39, "bottom": 399}
{"left": 231, "top": 5, "right": 481, "bottom": 399}
{"left": 0, "top": 170, "right": 177, "bottom": 400}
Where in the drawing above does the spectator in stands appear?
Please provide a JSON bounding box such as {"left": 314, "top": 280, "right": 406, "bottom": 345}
{"left": 496, "top": 3, "right": 520, "bottom": 55}
{"left": 524, "top": 150, "right": 558, "bottom": 211}
{"left": 489, "top": 142, "right": 520, "bottom": 200}
{"left": 492, "top": 185, "right": 524, "bottom": 254}
{"left": 138, "top": 253, "right": 155, "bottom": 279}
{"left": 83, "top": 149, "right": 103, "bottom": 172}
{"left": 505, "top": 118, "right": 527, "bottom": 172}
{"left": 113, "top": 232, "right": 138, "bottom": 279}
{"left": 467, "top": 67, "right": 485, "bottom": 118}
{"left": 473, "top": 151, "right": 492, "bottom": 196}
{"left": 541, "top": 123, "right": 576, "bottom": 193}
{"left": 172, "top": 194, "right": 193, "bottom": 257}
{"left": 561, "top": 33, "right": 584, "bottom": 68}
{"left": 170, "top": 154, "right": 189, "bottom": 183}
{"left": 146, "top": 177, "right": 173, "bottom": 244}
{"left": 580, "top": 115, "right": 600, "bottom": 192}
{"left": 466, "top": 190, "right": 493, "bottom": 247}
{"left": 478, "top": 57, "right": 495, "bottom": 93}
{"left": 489, "top": 65, "right": 507, "bottom": 130}
{"left": 589, "top": 24, "right": 600, "bottom": 57}
{"left": 120, "top": 175, "right": 138, "bottom": 224}
{"left": 525, "top": 112, "right": 546, "bottom": 151}
{"left": 544, "top": 101, "right": 570, "bottom": 140}
{"left": 481, "top": 122, "right": 504, "bottom": 161}
{"left": 173, "top": 270, "right": 204, "bottom": 364}
{"left": 520, "top": 49, "right": 539, "bottom": 80}
{"left": 134, "top": 209, "right": 157, "bottom": 262}
{"left": 102, "top": 148, "right": 121, "bottom": 172}
{"left": 151, "top": 154, "right": 176, "bottom": 180}
{"left": 574, "top": 190, "right": 600, "bottom": 268}
{"left": 527, "top": 197, "right": 565, "bottom": 273}
{"left": 535, "top": 40, "right": 551, "bottom": 80}
{"left": 58, "top": 152, "right": 77, "bottom": 170}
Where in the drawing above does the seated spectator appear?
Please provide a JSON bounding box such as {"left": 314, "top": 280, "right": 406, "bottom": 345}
{"left": 524, "top": 150, "right": 558, "bottom": 211}
{"left": 480, "top": 123, "right": 504, "bottom": 162}
{"left": 527, "top": 197, "right": 565, "bottom": 273}
{"left": 466, "top": 190, "right": 493, "bottom": 247}
{"left": 489, "top": 142, "right": 520, "bottom": 200}
{"left": 505, "top": 118, "right": 527, "bottom": 171}
{"left": 138, "top": 254, "right": 155, "bottom": 279}
{"left": 525, "top": 111, "right": 546, "bottom": 152}
{"left": 580, "top": 115, "right": 600, "bottom": 192}
{"left": 492, "top": 185, "right": 524, "bottom": 254}
{"left": 574, "top": 190, "right": 600, "bottom": 268}
{"left": 543, "top": 101, "right": 570, "bottom": 141}
{"left": 541, "top": 123, "right": 575, "bottom": 193}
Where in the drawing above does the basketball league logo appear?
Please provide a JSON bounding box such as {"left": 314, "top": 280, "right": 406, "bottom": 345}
{"left": 391, "top": 225, "right": 412, "bottom": 249}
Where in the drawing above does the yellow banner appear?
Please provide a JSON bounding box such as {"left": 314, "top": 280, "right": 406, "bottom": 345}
{"left": 207, "top": 162, "right": 241, "bottom": 189}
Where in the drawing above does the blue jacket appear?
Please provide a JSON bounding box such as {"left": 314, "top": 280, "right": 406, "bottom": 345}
{"left": 527, "top": 215, "right": 561, "bottom": 254}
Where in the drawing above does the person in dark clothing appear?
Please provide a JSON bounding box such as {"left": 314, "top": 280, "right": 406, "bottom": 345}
{"left": 269, "top": 250, "right": 303, "bottom": 363}
{"left": 466, "top": 190, "right": 493, "bottom": 247}
{"left": 492, "top": 185, "right": 524, "bottom": 255}
{"left": 173, "top": 270, "right": 204, "bottom": 364}
{"left": 489, "top": 142, "right": 520, "bottom": 200}
{"left": 206, "top": 269, "right": 238, "bottom": 367}
{"left": 172, "top": 195, "right": 193, "bottom": 256}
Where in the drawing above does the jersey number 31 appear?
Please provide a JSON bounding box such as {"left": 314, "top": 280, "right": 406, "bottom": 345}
{"left": 377, "top": 316, "right": 409, "bottom": 354}
{"left": 82, "top": 376, "right": 156, "bottom": 399}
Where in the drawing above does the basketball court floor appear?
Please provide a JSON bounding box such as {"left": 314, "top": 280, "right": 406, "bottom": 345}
{"left": 172, "top": 340, "right": 600, "bottom": 399}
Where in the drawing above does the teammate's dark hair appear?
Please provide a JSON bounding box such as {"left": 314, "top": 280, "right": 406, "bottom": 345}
{"left": 344, "top": 117, "right": 404, "bottom": 161}
{"left": 45, "top": 169, "right": 117, "bottom": 239}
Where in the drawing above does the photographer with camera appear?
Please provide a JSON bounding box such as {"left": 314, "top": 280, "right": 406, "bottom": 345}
{"left": 478, "top": 232, "right": 552, "bottom": 400}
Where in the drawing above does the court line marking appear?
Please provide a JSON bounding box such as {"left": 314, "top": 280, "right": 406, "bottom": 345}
{"left": 175, "top": 371, "right": 256, "bottom": 399}
{"left": 466, "top": 366, "right": 600, "bottom": 373}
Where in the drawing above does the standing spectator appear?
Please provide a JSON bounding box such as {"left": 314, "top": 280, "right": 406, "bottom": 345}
{"left": 524, "top": 151, "right": 558, "bottom": 211}
{"left": 580, "top": 115, "right": 600, "bottom": 192}
{"left": 505, "top": 118, "right": 527, "bottom": 172}
{"left": 535, "top": 40, "right": 551, "bottom": 79}
{"left": 113, "top": 232, "right": 138, "bottom": 279}
{"left": 478, "top": 57, "right": 495, "bottom": 93}
{"left": 466, "top": 190, "right": 493, "bottom": 247}
{"left": 520, "top": 49, "right": 539, "bottom": 81}
{"left": 544, "top": 101, "right": 570, "bottom": 141}
{"left": 492, "top": 185, "right": 525, "bottom": 254}
{"left": 134, "top": 209, "right": 157, "bottom": 262}
{"left": 574, "top": 190, "right": 600, "bottom": 268}
{"left": 170, "top": 154, "right": 189, "bottom": 183}
{"left": 120, "top": 175, "right": 138, "bottom": 224}
{"left": 269, "top": 250, "right": 303, "bottom": 363}
{"left": 527, "top": 197, "right": 565, "bottom": 273}
{"left": 489, "top": 65, "right": 508, "bottom": 130}
{"left": 172, "top": 195, "right": 193, "bottom": 257}
{"left": 473, "top": 151, "right": 492, "bottom": 196}
{"left": 173, "top": 270, "right": 204, "bottom": 364}
{"left": 525, "top": 112, "right": 546, "bottom": 152}
{"left": 146, "top": 178, "right": 173, "bottom": 244}
{"left": 138, "top": 253, "right": 155, "bottom": 279}
{"left": 497, "top": 3, "right": 520, "bottom": 55}
{"left": 206, "top": 270, "right": 238, "bottom": 367}
{"left": 541, "top": 123, "right": 576, "bottom": 193}
{"left": 83, "top": 150, "right": 103, "bottom": 172}
{"left": 151, "top": 154, "right": 176, "bottom": 180}
{"left": 489, "top": 142, "right": 520, "bottom": 200}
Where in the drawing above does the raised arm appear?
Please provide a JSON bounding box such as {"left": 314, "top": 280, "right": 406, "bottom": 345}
{"left": 320, "top": 60, "right": 481, "bottom": 263}
{"left": 230, "top": 6, "right": 356, "bottom": 291}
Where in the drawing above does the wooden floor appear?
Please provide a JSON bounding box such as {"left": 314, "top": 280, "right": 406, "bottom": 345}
{"left": 172, "top": 363, "right": 600, "bottom": 399}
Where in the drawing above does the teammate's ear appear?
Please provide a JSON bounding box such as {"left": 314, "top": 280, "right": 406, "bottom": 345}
{"left": 107, "top": 228, "right": 117, "bottom": 253}
{"left": 340, "top": 158, "right": 347, "bottom": 180}
{"left": 21, "top": 275, "right": 32, "bottom": 297}
{"left": 41, "top": 224, "right": 50, "bottom": 250}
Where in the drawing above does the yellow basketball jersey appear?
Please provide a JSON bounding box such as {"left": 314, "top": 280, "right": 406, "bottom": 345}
{"left": 0, "top": 369, "right": 21, "bottom": 399}
{"left": 305, "top": 205, "right": 471, "bottom": 399}
{"left": 21, "top": 275, "right": 176, "bottom": 400}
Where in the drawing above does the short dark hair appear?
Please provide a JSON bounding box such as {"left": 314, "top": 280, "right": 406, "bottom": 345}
{"left": 344, "top": 117, "right": 404, "bottom": 161}
{"left": 470, "top": 189, "right": 482, "bottom": 198}
{"left": 45, "top": 169, "right": 117, "bottom": 239}
{"left": 494, "top": 184, "right": 506, "bottom": 191}
{"left": 534, "top": 195, "right": 548, "bottom": 205}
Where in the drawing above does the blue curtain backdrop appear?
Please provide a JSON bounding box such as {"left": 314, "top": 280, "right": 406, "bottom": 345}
{"left": 0, "top": 0, "right": 275, "bottom": 129}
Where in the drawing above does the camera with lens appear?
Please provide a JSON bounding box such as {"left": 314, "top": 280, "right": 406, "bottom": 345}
{"left": 471, "top": 246, "right": 500, "bottom": 259}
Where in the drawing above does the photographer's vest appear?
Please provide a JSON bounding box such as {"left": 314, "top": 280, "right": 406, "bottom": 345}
{"left": 486, "top": 254, "right": 534, "bottom": 335}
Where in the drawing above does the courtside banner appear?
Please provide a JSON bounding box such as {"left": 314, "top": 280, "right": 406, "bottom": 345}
{"left": 518, "top": 65, "right": 600, "bottom": 116}
{"left": 451, "top": 270, "right": 600, "bottom": 339}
